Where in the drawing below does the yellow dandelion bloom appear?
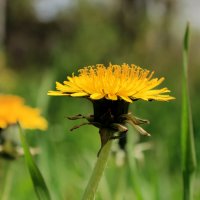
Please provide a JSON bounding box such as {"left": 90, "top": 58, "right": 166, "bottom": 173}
{"left": 48, "top": 63, "right": 175, "bottom": 103}
{"left": 0, "top": 95, "right": 48, "bottom": 130}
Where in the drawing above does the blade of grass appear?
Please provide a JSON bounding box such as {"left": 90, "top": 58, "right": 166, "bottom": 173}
{"left": 113, "top": 165, "right": 126, "bottom": 200}
{"left": 181, "top": 23, "right": 197, "bottom": 200}
{"left": 18, "top": 123, "right": 51, "bottom": 200}
{"left": 1, "top": 162, "right": 13, "bottom": 200}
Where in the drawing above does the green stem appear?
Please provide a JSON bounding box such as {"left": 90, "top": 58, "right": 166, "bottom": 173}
{"left": 181, "top": 23, "right": 196, "bottom": 200}
{"left": 82, "top": 129, "right": 112, "bottom": 200}
{"left": 183, "top": 172, "right": 192, "bottom": 200}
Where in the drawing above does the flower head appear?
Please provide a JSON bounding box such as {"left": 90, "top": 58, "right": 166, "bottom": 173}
{"left": 0, "top": 95, "right": 48, "bottom": 130}
{"left": 48, "top": 63, "right": 175, "bottom": 103}
{"left": 48, "top": 63, "right": 175, "bottom": 153}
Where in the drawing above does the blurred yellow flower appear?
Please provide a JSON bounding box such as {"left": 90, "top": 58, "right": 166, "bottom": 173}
{"left": 0, "top": 95, "right": 48, "bottom": 130}
{"left": 48, "top": 63, "right": 175, "bottom": 102}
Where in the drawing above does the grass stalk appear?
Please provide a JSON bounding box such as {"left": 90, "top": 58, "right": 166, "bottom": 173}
{"left": 1, "top": 162, "right": 13, "bottom": 200}
{"left": 18, "top": 123, "right": 51, "bottom": 200}
{"left": 82, "top": 129, "right": 112, "bottom": 200}
{"left": 181, "top": 23, "right": 197, "bottom": 200}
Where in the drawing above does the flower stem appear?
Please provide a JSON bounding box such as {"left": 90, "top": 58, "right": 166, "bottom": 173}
{"left": 82, "top": 129, "right": 112, "bottom": 200}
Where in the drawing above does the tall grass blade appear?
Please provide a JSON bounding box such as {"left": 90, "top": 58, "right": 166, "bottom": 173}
{"left": 181, "top": 23, "right": 197, "bottom": 200}
{"left": 1, "top": 163, "right": 13, "bottom": 200}
{"left": 18, "top": 124, "right": 51, "bottom": 200}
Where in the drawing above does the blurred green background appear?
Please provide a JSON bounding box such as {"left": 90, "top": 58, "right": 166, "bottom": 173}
{"left": 0, "top": 0, "right": 200, "bottom": 199}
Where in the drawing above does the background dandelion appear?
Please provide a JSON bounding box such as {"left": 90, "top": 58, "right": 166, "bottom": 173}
{"left": 0, "top": 0, "right": 200, "bottom": 199}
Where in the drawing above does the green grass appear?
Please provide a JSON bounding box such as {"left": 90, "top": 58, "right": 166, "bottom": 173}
{"left": 181, "top": 23, "right": 197, "bottom": 200}
{"left": 18, "top": 124, "right": 51, "bottom": 200}
{"left": 1, "top": 15, "right": 200, "bottom": 200}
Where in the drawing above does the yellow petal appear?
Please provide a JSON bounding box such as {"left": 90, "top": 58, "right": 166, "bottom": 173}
{"left": 107, "top": 94, "right": 118, "bottom": 100}
{"left": 119, "top": 95, "right": 132, "bottom": 103}
{"left": 47, "top": 91, "right": 69, "bottom": 96}
{"left": 70, "top": 92, "right": 88, "bottom": 97}
{"left": 90, "top": 93, "right": 105, "bottom": 100}
{"left": 0, "top": 119, "right": 7, "bottom": 128}
{"left": 56, "top": 82, "right": 66, "bottom": 91}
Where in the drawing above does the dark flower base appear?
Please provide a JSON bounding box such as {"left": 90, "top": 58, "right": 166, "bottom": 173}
{"left": 68, "top": 98, "right": 150, "bottom": 155}
{"left": 92, "top": 99, "right": 129, "bottom": 127}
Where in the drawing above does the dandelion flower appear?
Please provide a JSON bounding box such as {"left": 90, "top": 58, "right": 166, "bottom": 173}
{"left": 48, "top": 63, "right": 174, "bottom": 103}
{"left": 0, "top": 95, "right": 47, "bottom": 159}
{"left": 0, "top": 95, "right": 48, "bottom": 130}
{"left": 48, "top": 63, "right": 174, "bottom": 151}
{"left": 48, "top": 63, "right": 175, "bottom": 199}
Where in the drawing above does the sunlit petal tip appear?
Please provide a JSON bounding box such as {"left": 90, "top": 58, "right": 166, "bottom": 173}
{"left": 55, "top": 81, "right": 65, "bottom": 90}
{"left": 168, "top": 96, "right": 176, "bottom": 100}
{"left": 159, "top": 77, "right": 165, "bottom": 82}
{"left": 90, "top": 93, "right": 105, "bottom": 100}
{"left": 164, "top": 88, "right": 171, "bottom": 92}
{"left": 67, "top": 76, "right": 73, "bottom": 81}
{"left": 107, "top": 94, "right": 118, "bottom": 101}
{"left": 0, "top": 120, "right": 7, "bottom": 129}
{"left": 70, "top": 92, "right": 88, "bottom": 97}
{"left": 55, "top": 81, "right": 61, "bottom": 85}
{"left": 47, "top": 91, "right": 69, "bottom": 96}
{"left": 119, "top": 95, "right": 133, "bottom": 103}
